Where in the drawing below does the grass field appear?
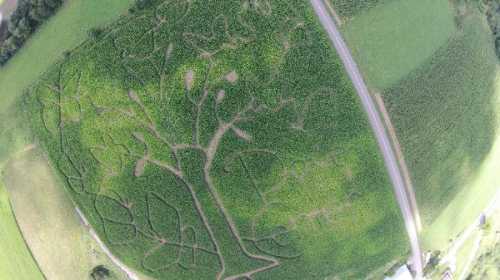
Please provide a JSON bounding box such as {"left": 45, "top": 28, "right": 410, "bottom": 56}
{"left": 0, "top": 0, "right": 134, "bottom": 113}
{"left": 3, "top": 147, "right": 130, "bottom": 280}
{"left": 0, "top": 182, "right": 44, "bottom": 280}
{"left": 383, "top": 9, "right": 499, "bottom": 249}
{"left": 23, "top": 0, "right": 408, "bottom": 278}
{"left": 341, "top": 0, "right": 456, "bottom": 90}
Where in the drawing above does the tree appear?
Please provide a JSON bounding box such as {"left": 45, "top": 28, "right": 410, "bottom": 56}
{"left": 0, "top": 0, "right": 63, "bottom": 66}
{"left": 90, "top": 265, "right": 111, "bottom": 280}
{"left": 135, "top": 0, "right": 153, "bottom": 10}
{"left": 11, "top": 18, "right": 32, "bottom": 40}
{"left": 29, "top": 0, "right": 53, "bottom": 23}
{"left": 43, "top": 0, "right": 63, "bottom": 9}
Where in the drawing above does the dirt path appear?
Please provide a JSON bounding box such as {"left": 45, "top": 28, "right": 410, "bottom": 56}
{"left": 374, "top": 92, "right": 422, "bottom": 232}
{"left": 323, "top": 0, "right": 342, "bottom": 26}
{"left": 310, "top": 0, "right": 424, "bottom": 276}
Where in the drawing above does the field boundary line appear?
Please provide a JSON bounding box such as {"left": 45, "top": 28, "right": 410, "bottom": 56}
{"left": 310, "top": 0, "right": 424, "bottom": 276}
{"left": 373, "top": 92, "right": 422, "bottom": 232}
{"left": 4, "top": 199, "right": 47, "bottom": 280}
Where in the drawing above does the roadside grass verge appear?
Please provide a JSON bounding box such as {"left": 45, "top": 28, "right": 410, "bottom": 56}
{"left": 341, "top": 0, "right": 456, "bottom": 90}
{"left": 0, "top": 182, "right": 43, "bottom": 280}
{"left": 383, "top": 11, "right": 499, "bottom": 249}
{"left": 23, "top": 0, "right": 408, "bottom": 278}
{"left": 3, "top": 147, "right": 131, "bottom": 280}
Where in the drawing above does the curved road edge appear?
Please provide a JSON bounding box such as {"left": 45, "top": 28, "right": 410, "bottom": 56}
{"left": 309, "top": 0, "right": 424, "bottom": 277}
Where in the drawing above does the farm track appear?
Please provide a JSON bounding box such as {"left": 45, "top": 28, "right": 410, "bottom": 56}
{"left": 374, "top": 92, "right": 422, "bottom": 232}
{"left": 309, "top": 0, "right": 424, "bottom": 276}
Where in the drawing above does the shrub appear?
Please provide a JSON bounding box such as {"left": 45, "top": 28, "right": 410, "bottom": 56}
{"left": 90, "top": 265, "right": 111, "bottom": 280}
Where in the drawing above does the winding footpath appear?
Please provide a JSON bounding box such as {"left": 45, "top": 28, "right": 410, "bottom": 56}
{"left": 309, "top": 0, "right": 424, "bottom": 277}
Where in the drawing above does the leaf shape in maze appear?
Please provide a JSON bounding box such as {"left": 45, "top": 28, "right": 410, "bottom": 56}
{"left": 252, "top": 204, "right": 302, "bottom": 258}
{"left": 95, "top": 195, "right": 134, "bottom": 224}
{"left": 39, "top": 96, "right": 60, "bottom": 136}
{"left": 156, "top": 0, "right": 191, "bottom": 25}
{"left": 67, "top": 177, "right": 85, "bottom": 193}
{"left": 183, "top": 15, "right": 229, "bottom": 54}
{"left": 181, "top": 226, "right": 197, "bottom": 247}
{"left": 114, "top": 16, "right": 156, "bottom": 57}
{"left": 143, "top": 242, "right": 181, "bottom": 272}
{"left": 90, "top": 142, "right": 127, "bottom": 175}
{"left": 147, "top": 192, "right": 181, "bottom": 243}
{"left": 104, "top": 222, "right": 137, "bottom": 245}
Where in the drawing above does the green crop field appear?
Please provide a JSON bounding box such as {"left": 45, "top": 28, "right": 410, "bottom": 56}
{"left": 341, "top": 0, "right": 456, "bottom": 90}
{"left": 383, "top": 9, "right": 499, "bottom": 248}
{"left": 0, "top": 183, "right": 44, "bottom": 280}
{"left": 3, "top": 147, "right": 130, "bottom": 280}
{"left": 22, "top": 0, "right": 407, "bottom": 279}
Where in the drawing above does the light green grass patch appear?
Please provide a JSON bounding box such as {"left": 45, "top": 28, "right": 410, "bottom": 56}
{"left": 341, "top": 0, "right": 456, "bottom": 90}
{"left": 0, "top": 0, "right": 134, "bottom": 113}
{"left": 0, "top": 183, "right": 43, "bottom": 280}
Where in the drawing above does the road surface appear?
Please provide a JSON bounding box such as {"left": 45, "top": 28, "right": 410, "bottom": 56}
{"left": 309, "top": 0, "right": 424, "bottom": 277}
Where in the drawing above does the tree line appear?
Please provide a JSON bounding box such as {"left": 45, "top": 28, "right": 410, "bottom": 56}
{"left": 484, "top": 0, "right": 500, "bottom": 59}
{"left": 0, "top": 0, "right": 63, "bottom": 66}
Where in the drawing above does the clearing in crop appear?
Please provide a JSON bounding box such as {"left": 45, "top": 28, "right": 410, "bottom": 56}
{"left": 23, "top": 0, "right": 407, "bottom": 279}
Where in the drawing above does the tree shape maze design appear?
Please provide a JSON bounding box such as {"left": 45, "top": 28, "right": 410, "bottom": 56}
{"left": 25, "top": 0, "right": 386, "bottom": 279}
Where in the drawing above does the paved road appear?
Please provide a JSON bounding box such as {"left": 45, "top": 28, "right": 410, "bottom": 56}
{"left": 310, "top": 0, "right": 424, "bottom": 277}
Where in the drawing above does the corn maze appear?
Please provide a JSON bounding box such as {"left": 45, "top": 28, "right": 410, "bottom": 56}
{"left": 23, "top": 0, "right": 407, "bottom": 279}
